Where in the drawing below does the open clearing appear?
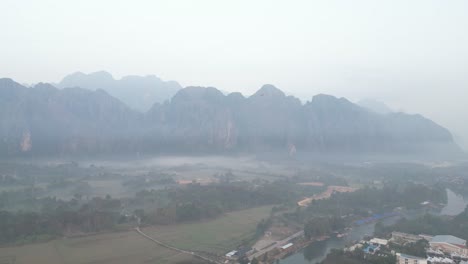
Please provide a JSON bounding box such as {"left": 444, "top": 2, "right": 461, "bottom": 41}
{"left": 297, "top": 185, "right": 357, "bottom": 206}
{"left": 0, "top": 231, "right": 203, "bottom": 264}
{"left": 0, "top": 205, "right": 272, "bottom": 264}
{"left": 142, "top": 205, "right": 274, "bottom": 255}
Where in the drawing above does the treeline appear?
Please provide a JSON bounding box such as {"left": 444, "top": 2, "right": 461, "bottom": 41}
{"left": 135, "top": 180, "right": 323, "bottom": 224}
{"left": 0, "top": 179, "right": 324, "bottom": 245}
{"left": 375, "top": 205, "right": 468, "bottom": 241}
{"left": 304, "top": 216, "right": 345, "bottom": 239}
{"left": 288, "top": 183, "right": 446, "bottom": 223}
{"left": 319, "top": 249, "right": 396, "bottom": 264}
{"left": 387, "top": 239, "right": 428, "bottom": 258}
{"left": 0, "top": 196, "right": 122, "bottom": 245}
{"left": 122, "top": 172, "right": 176, "bottom": 190}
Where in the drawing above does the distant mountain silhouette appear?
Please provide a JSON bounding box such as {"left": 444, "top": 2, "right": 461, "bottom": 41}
{"left": 358, "top": 98, "right": 393, "bottom": 114}
{"left": 58, "top": 71, "right": 181, "bottom": 112}
{"left": 0, "top": 79, "right": 460, "bottom": 157}
{"left": 0, "top": 78, "right": 142, "bottom": 156}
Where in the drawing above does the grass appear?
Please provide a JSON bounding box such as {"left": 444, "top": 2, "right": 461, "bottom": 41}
{"left": 0, "top": 205, "right": 273, "bottom": 264}
{"left": 142, "top": 205, "right": 274, "bottom": 255}
{"left": 0, "top": 231, "right": 202, "bottom": 264}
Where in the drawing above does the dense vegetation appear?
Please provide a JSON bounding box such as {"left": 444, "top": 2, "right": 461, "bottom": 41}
{"left": 375, "top": 205, "right": 468, "bottom": 241}
{"left": 319, "top": 249, "right": 396, "bottom": 264}
{"left": 278, "top": 183, "right": 448, "bottom": 247}
{"left": 0, "top": 196, "right": 121, "bottom": 245}
{"left": 134, "top": 180, "right": 323, "bottom": 224}
{"left": 286, "top": 183, "right": 447, "bottom": 224}
{"left": 0, "top": 178, "right": 323, "bottom": 245}
{"left": 388, "top": 239, "right": 429, "bottom": 258}
{"left": 304, "top": 216, "right": 345, "bottom": 239}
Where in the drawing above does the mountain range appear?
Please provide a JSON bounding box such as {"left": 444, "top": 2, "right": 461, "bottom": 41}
{"left": 0, "top": 76, "right": 460, "bottom": 157}
{"left": 357, "top": 99, "right": 393, "bottom": 115}
{"left": 57, "top": 71, "right": 181, "bottom": 111}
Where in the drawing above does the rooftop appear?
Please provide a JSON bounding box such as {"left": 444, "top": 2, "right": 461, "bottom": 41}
{"left": 370, "top": 238, "right": 388, "bottom": 246}
{"left": 397, "top": 253, "right": 426, "bottom": 260}
{"left": 281, "top": 243, "right": 293, "bottom": 250}
{"left": 431, "top": 235, "right": 466, "bottom": 246}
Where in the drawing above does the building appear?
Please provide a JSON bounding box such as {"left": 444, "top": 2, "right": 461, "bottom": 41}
{"left": 396, "top": 253, "right": 427, "bottom": 264}
{"left": 370, "top": 238, "right": 388, "bottom": 246}
{"left": 391, "top": 232, "right": 424, "bottom": 245}
{"left": 363, "top": 244, "right": 380, "bottom": 254}
{"left": 281, "top": 243, "right": 293, "bottom": 250}
{"left": 345, "top": 243, "right": 363, "bottom": 252}
{"left": 225, "top": 250, "right": 237, "bottom": 258}
{"left": 419, "top": 234, "right": 434, "bottom": 241}
{"left": 427, "top": 256, "right": 454, "bottom": 263}
{"left": 429, "top": 235, "right": 467, "bottom": 256}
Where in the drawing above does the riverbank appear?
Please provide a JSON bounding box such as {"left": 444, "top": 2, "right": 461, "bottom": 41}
{"left": 252, "top": 235, "right": 332, "bottom": 264}
{"left": 280, "top": 188, "right": 467, "bottom": 264}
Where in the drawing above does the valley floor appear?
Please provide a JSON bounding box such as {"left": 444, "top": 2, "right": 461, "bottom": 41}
{"left": 0, "top": 206, "right": 273, "bottom": 264}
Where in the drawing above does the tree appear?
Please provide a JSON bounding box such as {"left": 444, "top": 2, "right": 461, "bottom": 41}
{"left": 238, "top": 256, "right": 249, "bottom": 264}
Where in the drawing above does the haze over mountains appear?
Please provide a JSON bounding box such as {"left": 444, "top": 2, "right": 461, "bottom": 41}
{"left": 0, "top": 75, "right": 460, "bottom": 158}
{"left": 357, "top": 99, "right": 393, "bottom": 115}
{"left": 57, "top": 71, "right": 182, "bottom": 111}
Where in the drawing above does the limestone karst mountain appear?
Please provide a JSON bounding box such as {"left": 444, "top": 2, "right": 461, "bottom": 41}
{"left": 0, "top": 79, "right": 459, "bottom": 157}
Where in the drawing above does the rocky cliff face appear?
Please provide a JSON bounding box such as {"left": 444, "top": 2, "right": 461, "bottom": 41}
{"left": 0, "top": 78, "right": 142, "bottom": 156}
{"left": 0, "top": 78, "right": 460, "bottom": 157}
{"left": 146, "top": 85, "right": 457, "bottom": 155}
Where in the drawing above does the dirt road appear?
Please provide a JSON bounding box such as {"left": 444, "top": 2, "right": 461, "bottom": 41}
{"left": 135, "top": 227, "right": 222, "bottom": 264}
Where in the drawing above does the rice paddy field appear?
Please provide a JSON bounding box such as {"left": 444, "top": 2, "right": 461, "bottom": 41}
{"left": 0, "top": 205, "right": 272, "bottom": 264}
{"left": 142, "top": 205, "right": 274, "bottom": 255}
{"left": 0, "top": 230, "right": 204, "bottom": 264}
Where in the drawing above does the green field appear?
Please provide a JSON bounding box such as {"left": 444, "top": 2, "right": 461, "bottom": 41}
{"left": 0, "top": 231, "right": 203, "bottom": 264}
{"left": 0, "top": 205, "right": 272, "bottom": 264}
{"left": 142, "top": 205, "right": 274, "bottom": 255}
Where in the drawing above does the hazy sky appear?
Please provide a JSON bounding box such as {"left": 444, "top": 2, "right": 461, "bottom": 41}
{"left": 2, "top": 0, "right": 468, "bottom": 148}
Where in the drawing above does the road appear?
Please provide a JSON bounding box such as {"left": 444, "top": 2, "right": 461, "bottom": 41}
{"left": 249, "top": 230, "right": 304, "bottom": 260}
{"left": 135, "top": 227, "right": 222, "bottom": 264}
{"left": 298, "top": 186, "right": 357, "bottom": 206}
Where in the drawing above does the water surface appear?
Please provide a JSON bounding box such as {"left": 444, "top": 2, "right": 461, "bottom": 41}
{"left": 440, "top": 189, "right": 468, "bottom": 216}
{"left": 281, "top": 189, "right": 467, "bottom": 264}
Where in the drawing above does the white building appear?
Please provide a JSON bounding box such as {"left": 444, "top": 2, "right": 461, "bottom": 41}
{"left": 396, "top": 253, "right": 427, "bottom": 264}
{"left": 427, "top": 256, "right": 454, "bottom": 263}
{"left": 281, "top": 243, "right": 293, "bottom": 250}
{"left": 370, "top": 238, "right": 388, "bottom": 246}
{"left": 225, "top": 250, "right": 237, "bottom": 258}
{"left": 429, "top": 235, "right": 467, "bottom": 256}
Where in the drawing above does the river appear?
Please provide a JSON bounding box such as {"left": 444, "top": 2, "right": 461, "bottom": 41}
{"left": 440, "top": 189, "right": 468, "bottom": 216}
{"left": 280, "top": 189, "right": 468, "bottom": 264}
